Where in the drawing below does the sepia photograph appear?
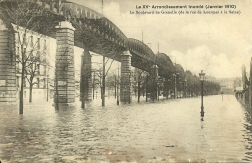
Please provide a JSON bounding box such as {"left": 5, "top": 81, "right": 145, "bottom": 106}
{"left": 0, "top": 0, "right": 252, "bottom": 162}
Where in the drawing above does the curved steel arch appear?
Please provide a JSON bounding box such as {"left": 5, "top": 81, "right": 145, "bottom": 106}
{"left": 59, "top": 2, "right": 128, "bottom": 46}
{"left": 156, "top": 53, "right": 175, "bottom": 76}
{"left": 0, "top": 0, "right": 177, "bottom": 77}
{"left": 127, "top": 38, "right": 155, "bottom": 61}
{"left": 175, "top": 63, "right": 185, "bottom": 80}
{"left": 156, "top": 53, "right": 174, "bottom": 66}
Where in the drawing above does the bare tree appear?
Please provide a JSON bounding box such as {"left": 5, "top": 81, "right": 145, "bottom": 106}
{"left": 25, "top": 58, "right": 40, "bottom": 103}
{"left": 134, "top": 68, "right": 148, "bottom": 103}
{"left": 0, "top": 1, "right": 56, "bottom": 114}
{"left": 24, "top": 34, "right": 50, "bottom": 103}
{"left": 71, "top": 17, "right": 125, "bottom": 107}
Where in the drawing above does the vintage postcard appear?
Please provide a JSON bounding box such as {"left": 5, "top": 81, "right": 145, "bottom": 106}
{"left": 0, "top": 0, "right": 252, "bottom": 162}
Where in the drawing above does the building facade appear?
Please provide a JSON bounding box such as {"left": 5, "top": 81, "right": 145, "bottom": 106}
{"left": 14, "top": 24, "right": 52, "bottom": 101}
{"left": 217, "top": 78, "right": 235, "bottom": 94}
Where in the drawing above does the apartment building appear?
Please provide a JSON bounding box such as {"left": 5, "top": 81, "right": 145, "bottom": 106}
{"left": 14, "top": 25, "right": 52, "bottom": 100}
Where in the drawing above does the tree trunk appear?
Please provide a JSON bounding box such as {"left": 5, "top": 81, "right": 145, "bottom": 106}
{"left": 116, "top": 78, "right": 119, "bottom": 105}
{"left": 143, "top": 88, "right": 145, "bottom": 97}
{"left": 114, "top": 76, "right": 116, "bottom": 99}
{"left": 137, "top": 77, "right": 140, "bottom": 103}
{"left": 102, "top": 56, "right": 105, "bottom": 106}
{"left": 81, "top": 91, "right": 85, "bottom": 108}
{"left": 81, "top": 75, "right": 87, "bottom": 109}
{"left": 93, "top": 72, "right": 95, "bottom": 100}
{"left": 19, "top": 63, "right": 25, "bottom": 114}
{"left": 146, "top": 76, "right": 148, "bottom": 102}
{"left": 55, "top": 77, "right": 59, "bottom": 110}
{"left": 29, "top": 82, "right": 33, "bottom": 102}
{"left": 46, "top": 75, "right": 49, "bottom": 102}
{"left": 80, "top": 52, "right": 85, "bottom": 108}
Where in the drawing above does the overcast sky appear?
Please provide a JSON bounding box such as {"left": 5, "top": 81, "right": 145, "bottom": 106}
{"left": 69, "top": 0, "right": 252, "bottom": 78}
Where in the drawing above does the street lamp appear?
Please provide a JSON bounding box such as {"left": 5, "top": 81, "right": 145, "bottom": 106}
{"left": 157, "top": 77, "right": 162, "bottom": 101}
{"left": 221, "top": 91, "right": 224, "bottom": 101}
{"left": 167, "top": 79, "right": 171, "bottom": 99}
{"left": 199, "top": 70, "right": 205, "bottom": 118}
{"left": 173, "top": 72, "right": 179, "bottom": 99}
{"left": 184, "top": 79, "right": 187, "bottom": 98}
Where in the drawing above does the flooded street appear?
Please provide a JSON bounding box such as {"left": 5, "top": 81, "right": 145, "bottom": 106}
{"left": 0, "top": 95, "right": 252, "bottom": 162}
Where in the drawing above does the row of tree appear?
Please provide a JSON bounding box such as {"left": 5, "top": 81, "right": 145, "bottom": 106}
{"left": 0, "top": 1, "right": 123, "bottom": 113}
{"left": 102, "top": 68, "right": 221, "bottom": 102}
{"left": 0, "top": 1, "right": 221, "bottom": 114}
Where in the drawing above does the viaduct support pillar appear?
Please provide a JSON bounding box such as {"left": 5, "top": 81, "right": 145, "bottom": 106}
{"left": 0, "top": 20, "right": 16, "bottom": 103}
{"left": 250, "top": 58, "right": 252, "bottom": 118}
{"left": 54, "top": 21, "right": 75, "bottom": 104}
{"left": 150, "top": 65, "right": 158, "bottom": 100}
{"left": 164, "top": 78, "right": 170, "bottom": 99}
{"left": 120, "top": 51, "right": 131, "bottom": 103}
{"left": 80, "top": 50, "right": 92, "bottom": 101}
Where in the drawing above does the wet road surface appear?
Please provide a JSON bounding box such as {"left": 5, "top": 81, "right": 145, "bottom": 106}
{"left": 0, "top": 95, "right": 252, "bottom": 162}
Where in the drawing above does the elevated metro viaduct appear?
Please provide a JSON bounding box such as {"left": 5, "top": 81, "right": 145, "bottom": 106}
{"left": 0, "top": 0, "right": 180, "bottom": 104}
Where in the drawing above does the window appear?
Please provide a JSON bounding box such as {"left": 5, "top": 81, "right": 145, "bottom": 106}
{"left": 44, "top": 65, "right": 46, "bottom": 75}
{"left": 44, "top": 39, "right": 46, "bottom": 49}
{"left": 40, "top": 65, "right": 45, "bottom": 75}
{"left": 30, "top": 36, "right": 33, "bottom": 47}
{"left": 23, "top": 36, "right": 27, "bottom": 45}
{"left": 36, "top": 64, "right": 40, "bottom": 75}
{"left": 24, "top": 48, "right": 27, "bottom": 60}
{"left": 24, "top": 79, "right": 26, "bottom": 88}
{"left": 16, "top": 47, "right": 20, "bottom": 57}
{"left": 36, "top": 51, "right": 40, "bottom": 61}
{"left": 18, "top": 62, "right": 22, "bottom": 73}
{"left": 37, "top": 38, "right": 40, "bottom": 49}
{"left": 37, "top": 78, "right": 40, "bottom": 88}
{"left": 30, "top": 49, "right": 34, "bottom": 59}
{"left": 16, "top": 76, "right": 19, "bottom": 87}
{"left": 44, "top": 78, "right": 46, "bottom": 88}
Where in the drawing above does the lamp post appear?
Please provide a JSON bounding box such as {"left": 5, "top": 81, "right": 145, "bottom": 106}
{"left": 93, "top": 71, "right": 95, "bottom": 100}
{"left": 199, "top": 70, "right": 205, "bottom": 118}
{"left": 179, "top": 81, "right": 183, "bottom": 98}
{"left": 173, "top": 72, "right": 179, "bottom": 99}
{"left": 114, "top": 75, "right": 116, "bottom": 99}
{"left": 116, "top": 78, "right": 119, "bottom": 105}
{"left": 167, "top": 79, "right": 171, "bottom": 99}
{"left": 146, "top": 75, "right": 149, "bottom": 102}
{"left": 46, "top": 65, "right": 49, "bottom": 102}
{"left": 184, "top": 79, "right": 187, "bottom": 98}
{"left": 157, "top": 79, "right": 159, "bottom": 101}
{"left": 117, "top": 61, "right": 120, "bottom": 105}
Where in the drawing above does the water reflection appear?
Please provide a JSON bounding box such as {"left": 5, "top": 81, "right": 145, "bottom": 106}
{"left": 0, "top": 95, "right": 252, "bottom": 162}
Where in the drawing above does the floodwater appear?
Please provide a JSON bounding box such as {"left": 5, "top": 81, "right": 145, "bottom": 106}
{"left": 0, "top": 95, "right": 252, "bottom": 162}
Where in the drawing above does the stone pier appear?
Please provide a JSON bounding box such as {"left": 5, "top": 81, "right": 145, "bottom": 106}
{"left": 120, "top": 51, "right": 131, "bottom": 103}
{"left": 54, "top": 21, "right": 75, "bottom": 104}
{"left": 150, "top": 65, "right": 158, "bottom": 100}
{"left": 0, "top": 20, "right": 16, "bottom": 103}
{"left": 80, "top": 50, "right": 92, "bottom": 101}
{"left": 163, "top": 78, "right": 170, "bottom": 99}
{"left": 250, "top": 58, "right": 252, "bottom": 115}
